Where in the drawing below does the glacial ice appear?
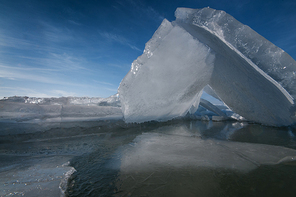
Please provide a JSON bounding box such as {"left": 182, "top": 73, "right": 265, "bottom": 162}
{"left": 118, "top": 7, "right": 296, "bottom": 126}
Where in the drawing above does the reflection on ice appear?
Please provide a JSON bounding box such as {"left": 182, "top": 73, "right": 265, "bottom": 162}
{"left": 118, "top": 125, "right": 296, "bottom": 173}
{"left": 1, "top": 120, "right": 296, "bottom": 196}
{"left": 112, "top": 123, "right": 296, "bottom": 197}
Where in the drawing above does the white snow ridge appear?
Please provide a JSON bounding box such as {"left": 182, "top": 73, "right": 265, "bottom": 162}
{"left": 118, "top": 7, "right": 296, "bottom": 126}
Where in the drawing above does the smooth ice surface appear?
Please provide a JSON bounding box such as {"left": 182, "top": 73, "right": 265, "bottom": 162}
{"left": 119, "top": 126, "right": 296, "bottom": 173}
{"left": 118, "top": 7, "right": 296, "bottom": 126}
{"left": 112, "top": 122, "right": 296, "bottom": 196}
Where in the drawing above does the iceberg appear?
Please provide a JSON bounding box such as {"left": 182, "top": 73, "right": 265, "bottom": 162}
{"left": 118, "top": 7, "right": 296, "bottom": 126}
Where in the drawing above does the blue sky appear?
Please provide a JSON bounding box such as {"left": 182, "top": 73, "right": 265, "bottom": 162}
{"left": 0, "top": 0, "right": 295, "bottom": 98}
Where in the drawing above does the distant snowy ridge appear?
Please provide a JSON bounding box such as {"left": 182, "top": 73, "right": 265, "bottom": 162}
{"left": 0, "top": 94, "right": 122, "bottom": 123}
{"left": 1, "top": 94, "right": 120, "bottom": 106}
{"left": 118, "top": 7, "right": 296, "bottom": 126}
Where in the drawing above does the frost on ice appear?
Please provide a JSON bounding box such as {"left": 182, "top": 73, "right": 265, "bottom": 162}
{"left": 118, "top": 7, "right": 296, "bottom": 126}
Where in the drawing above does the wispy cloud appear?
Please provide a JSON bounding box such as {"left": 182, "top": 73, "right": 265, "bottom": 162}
{"left": 0, "top": 64, "right": 87, "bottom": 87}
{"left": 126, "top": 0, "right": 165, "bottom": 22}
{"left": 0, "top": 33, "right": 37, "bottom": 50}
{"left": 144, "top": 6, "right": 165, "bottom": 22}
{"left": 1, "top": 51, "right": 90, "bottom": 73}
{"left": 49, "top": 89, "right": 76, "bottom": 97}
{"left": 99, "top": 31, "right": 142, "bottom": 52}
{"left": 102, "top": 63, "right": 131, "bottom": 70}
{"left": 0, "top": 87, "right": 53, "bottom": 98}
{"left": 0, "top": 31, "right": 71, "bottom": 55}
{"left": 104, "top": 87, "right": 118, "bottom": 92}
{"left": 0, "top": 87, "right": 76, "bottom": 98}
{"left": 0, "top": 1, "right": 150, "bottom": 98}
{"left": 68, "top": 20, "right": 82, "bottom": 26}
{"left": 0, "top": 63, "right": 57, "bottom": 72}
{"left": 93, "top": 80, "right": 114, "bottom": 86}
{"left": 39, "top": 21, "right": 75, "bottom": 43}
{"left": 47, "top": 53, "right": 89, "bottom": 70}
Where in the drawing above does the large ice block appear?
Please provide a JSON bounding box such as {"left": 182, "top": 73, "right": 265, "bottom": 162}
{"left": 118, "top": 19, "right": 215, "bottom": 123}
{"left": 118, "top": 7, "right": 296, "bottom": 126}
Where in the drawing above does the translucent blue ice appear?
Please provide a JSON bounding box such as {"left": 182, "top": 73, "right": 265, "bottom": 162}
{"left": 119, "top": 7, "right": 296, "bottom": 126}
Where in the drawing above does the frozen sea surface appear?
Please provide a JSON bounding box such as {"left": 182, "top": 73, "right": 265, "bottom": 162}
{"left": 1, "top": 120, "right": 296, "bottom": 197}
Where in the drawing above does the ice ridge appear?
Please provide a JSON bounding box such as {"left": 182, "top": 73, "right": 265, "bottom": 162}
{"left": 118, "top": 7, "right": 296, "bottom": 126}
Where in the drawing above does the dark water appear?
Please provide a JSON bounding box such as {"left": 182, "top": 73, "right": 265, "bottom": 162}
{"left": 1, "top": 120, "right": 296, "bottom": 196}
